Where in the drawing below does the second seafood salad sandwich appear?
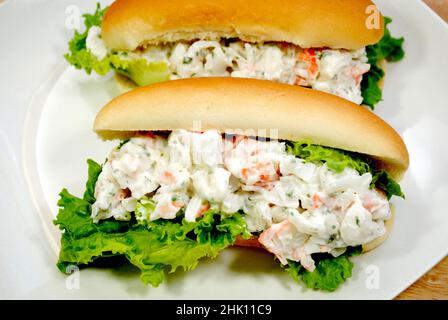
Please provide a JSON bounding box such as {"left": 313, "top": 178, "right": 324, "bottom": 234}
{"left": 66, "top": 0, "right": 404, "bottom": 108}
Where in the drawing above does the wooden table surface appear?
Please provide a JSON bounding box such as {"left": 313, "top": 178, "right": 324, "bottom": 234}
{"left": 396, "top": 0, "right": 448, "bottom": 300}
{"left": 424, "top": 0, "right": 448, "bottom": 21}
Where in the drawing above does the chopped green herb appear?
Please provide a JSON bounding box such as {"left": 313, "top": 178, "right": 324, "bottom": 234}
{"left": 183, "top": 57, "right": 193, "bottom": 64}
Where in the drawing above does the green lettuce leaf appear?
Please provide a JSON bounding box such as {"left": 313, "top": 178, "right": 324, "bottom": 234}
{"left": 360, "top": 64, "right": 385, "bottom": 109}
{"left": 83, "top": 159, "right": 102, "bottom": 204}
{"left": 286, "top": 141, "right": 371, "bottom": 175}
{"left": 135, "top": 196, "right": 156, "bottom": 223}
{"left": 282, "top": 246, "right": 362, "bottom": 292}
{"left": 110, "top": 56, "right": 171, "bottom": 86}
{"left": 286, "top": 141, "right": 404, "bottom": 200}
{"left": 64, "top": 3, "right": 110, "bottom": 75}
{"left": 372, "top": 170, "right": 405, "bottom": 200}
{"left": 54, "top": 160, "right": 250, "bottom": 287}
{"left": 366, "top": 17, "right": 405, "bottom": 66}
{"left": 362, "top": 17, "right": 405, "bottom": 108}
{"left": 64, "top": 3, "right": 170, "bottom": 86}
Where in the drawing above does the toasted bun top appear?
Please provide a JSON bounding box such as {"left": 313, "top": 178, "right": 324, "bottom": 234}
{"left": 94, "top": 78, "right": 409, "bottom": 180}
{"left": 102, "top": 0, "right": 384, "bottom": 51}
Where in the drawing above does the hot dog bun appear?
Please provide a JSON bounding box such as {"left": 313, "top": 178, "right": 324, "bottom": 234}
{"left": 94, "top": 77, "right": 409, "bottom": 180}
{"left": 102, "top": 0, "right": 384, "bottom": 51}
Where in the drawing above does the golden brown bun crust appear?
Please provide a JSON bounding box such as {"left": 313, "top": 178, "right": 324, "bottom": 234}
{"left": 102, "top": 0, "right": 384, "bottom": 51}
{"left": 94, "top": 77, "right": 409, "bottom": 180}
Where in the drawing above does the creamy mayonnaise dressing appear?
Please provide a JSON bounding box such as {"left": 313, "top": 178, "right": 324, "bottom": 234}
{"left": 86, "top": 27, "right": 370, "bottom": 104}
{"left": 92, "top": 131, "right": 391, "bottom": 272}
{"left": 86, "top": 26, "right": 108, "bottom": 60}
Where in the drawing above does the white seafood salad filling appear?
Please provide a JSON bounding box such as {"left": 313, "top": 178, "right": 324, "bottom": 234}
{"left": 92, "top": 131, "right": 390, "bottom": 272}
{"left": 86, "top": 27, "right": 370, "bottom": 104}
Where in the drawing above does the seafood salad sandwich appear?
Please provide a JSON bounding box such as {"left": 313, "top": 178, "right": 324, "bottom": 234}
{"left": 54, "top": 78, "right": 409, "bottom": 291}
{"left": 66, "top": 0, "right": 404, "bottom": 108}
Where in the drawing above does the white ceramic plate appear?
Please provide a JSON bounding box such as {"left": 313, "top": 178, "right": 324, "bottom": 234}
{"left": 1, "top": 0, "right": 447, "bottom": 299}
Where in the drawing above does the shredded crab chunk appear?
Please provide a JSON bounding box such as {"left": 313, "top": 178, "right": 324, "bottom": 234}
{"left": 86, "top": 29, "right": 370, "bottom": 104}
{"left": 92, "top": 130, "right": 391, "bottom": 271}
